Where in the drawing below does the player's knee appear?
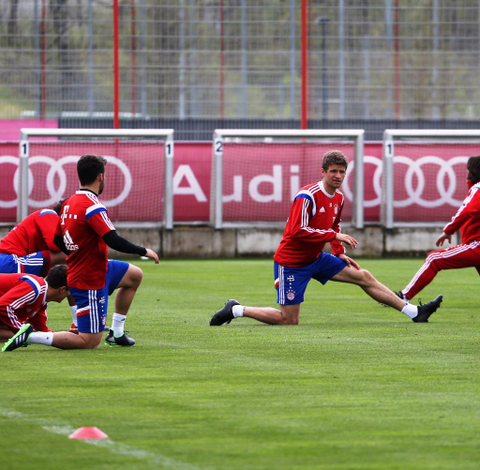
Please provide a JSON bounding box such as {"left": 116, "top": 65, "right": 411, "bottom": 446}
{"left": 127, "top": 265, "right": 144, "bottom": 287}
{"left": 357, "top": 268, "right": 375, "bottom": 286}
{"left": 79, "top": 334, "right": 102, "bottom": 349}
{"left": 84, "top": 340, "right": 102, "bottom": 349}
{"left": 280, "top": 312, "right": 299, "bottom": 325}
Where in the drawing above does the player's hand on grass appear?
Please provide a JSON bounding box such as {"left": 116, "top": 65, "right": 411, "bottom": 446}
{"left": 435, "top": 231, "right": 451, "bottom": 247}
{"left": 338, "top": 253, "right": 361, "bottom": 270}
{"left": 335, "top": 232, "right": 358, "bottom": 249}
{"left": 145, "top": 248, "right": 159, "bottom": 264}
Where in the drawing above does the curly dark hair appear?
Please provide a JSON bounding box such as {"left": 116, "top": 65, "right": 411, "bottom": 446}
{"left": 77, "top": 154, "right": 107, "bottom": 186}
{"left": 467, "top": 155, "right": 480, "bottom": 184}
{"left": 322, "top": 150, "right": 348, "bottom": 171}
{"left": 52, "top": 199, "right": 67, "bottom": 215}
{"left": 46, "top": 264, "right": 68, "bottom": 289}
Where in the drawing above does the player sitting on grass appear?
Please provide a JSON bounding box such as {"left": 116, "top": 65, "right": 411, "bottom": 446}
{"left": 0, "top": 265, "right": 70, "bottom": 343}
{"left": 211, "top": 150, "right": 443, "bottom": 327}
{"left": 398, "top": 154, "right": 480, "bottom": 302}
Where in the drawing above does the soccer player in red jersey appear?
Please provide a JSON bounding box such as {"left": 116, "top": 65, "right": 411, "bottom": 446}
{"left": 0, "top": 203, "right": 66, "bottom": 276}
{"left": 399, "top": 155, "right": 480, "bottom": 301}
{"left": 0, "top": 265, "right": 69, "bottom": 343}
{"left": 2, "top": 154, "right": 159, "bottom": 352}
{"left": 211, "top": 150, "right": 443, "bottom": 326}
{"left": 0, "top": 202, "right": 79, "bottom": 327}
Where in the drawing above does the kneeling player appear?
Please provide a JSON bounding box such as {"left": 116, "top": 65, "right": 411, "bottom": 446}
{"left": 211, "top": 150, "right": 443, "bottom": 326}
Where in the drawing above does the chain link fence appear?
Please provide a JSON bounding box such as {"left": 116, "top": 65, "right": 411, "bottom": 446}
{"left": 1, "top": 0, "right": 480, "bottom": 136}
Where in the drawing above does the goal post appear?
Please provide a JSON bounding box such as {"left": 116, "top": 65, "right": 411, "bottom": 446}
{"left": 382, "top": 129, "right": 480, "bottom": 229}
{"left": 18, "top": 128, "right": 174, "bottom": 229}
{"left": 210, "top": 129, "right": 365, "bottom": 230}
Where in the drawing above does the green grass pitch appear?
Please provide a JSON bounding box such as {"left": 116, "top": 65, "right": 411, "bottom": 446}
{"left": 2, "top": 258, "right": 480, "bottom": 470}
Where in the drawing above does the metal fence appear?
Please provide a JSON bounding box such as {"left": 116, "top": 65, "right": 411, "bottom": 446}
{"left": 1, "top": 0, "right": 480, "bottom": 132}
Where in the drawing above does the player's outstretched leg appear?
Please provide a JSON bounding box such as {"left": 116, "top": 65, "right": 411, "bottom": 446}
{"left": 210, "top": 299, "right": 240, "bottom": 326}
{"left": 332, "top": 264, "right": 444, "bottom": 322}
{"left": 412, "top": 295, "right": 443, "bottom": 323}
{"left": 2, "top": 323, "right": 33, "bottom": 352}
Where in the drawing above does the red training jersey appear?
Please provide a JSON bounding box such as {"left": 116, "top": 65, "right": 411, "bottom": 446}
{"left": 0, "top": 273, "right": 50, "bottom": 333}
{"left": 56, "top": 189, "right": 115, "bottom": 290}
{"left": 443, "top": 182, "right": 480, "bottom": 245}
{"left": 0, "top": 209, "right": 60, "bottom": 256}
{"left": 274, "top": 181, "right": 346, "bottom": 267}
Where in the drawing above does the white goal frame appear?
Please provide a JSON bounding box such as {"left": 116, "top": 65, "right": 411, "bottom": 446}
{"left": 382, "top": 129, "right": 480, "bottom": 229}
{"left": 18, "top": 128, "right": 174, "bottom": 229}
{"left": 210, "top": 129, "right": 365, "bottom": 230}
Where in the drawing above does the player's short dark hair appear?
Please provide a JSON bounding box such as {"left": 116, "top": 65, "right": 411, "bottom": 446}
{"left": 322, "top": 150, "right": 348, "bottom": 171}
{"left": 77, "top": 154, "right": 107, "bottom": 186}
{"left": 52, "top": 199, "right": 67, "bottom": 216}
{"left": 46, "top": 264, "right": 68, "bottom": 289}
{"left": 467, "top": 155, "right": 480, "bottom": 184}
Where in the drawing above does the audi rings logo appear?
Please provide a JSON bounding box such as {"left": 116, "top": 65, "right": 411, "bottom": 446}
{"left": 0, "top": 155, "right": 132, "bottom": 209}
{"left": 343, "top": 155, "right": 469, "bottom": 208}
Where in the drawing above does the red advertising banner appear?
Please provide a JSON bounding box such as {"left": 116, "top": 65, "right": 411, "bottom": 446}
{"left": 0, "top": 142, "right": 472, "bottom": 224}
{"left": 221, "top": 142, "right": 355, "bottom": 222}
{"left": 0, "top": 142, "right": 164, "bottom": 223}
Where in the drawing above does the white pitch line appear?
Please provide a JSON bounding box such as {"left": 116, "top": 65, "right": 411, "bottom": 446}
{"left": 0, "top": 407, "right": 203, "bottom": 470}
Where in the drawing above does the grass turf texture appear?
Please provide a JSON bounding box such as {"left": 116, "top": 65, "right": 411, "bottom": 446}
{"left": 1, "top": 258, "right": 480, "bottom": 470}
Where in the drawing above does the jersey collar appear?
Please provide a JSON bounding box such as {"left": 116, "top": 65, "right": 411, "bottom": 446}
{"left": 76, "top": 188, "right": 98, "bottom": 196}
{"left": 319, "top": 180, "right": 336, "bottom": 198}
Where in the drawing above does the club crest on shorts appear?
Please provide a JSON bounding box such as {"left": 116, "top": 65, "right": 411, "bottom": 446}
{"left": 286, "top": 290, "right": 296, "bottom": 301}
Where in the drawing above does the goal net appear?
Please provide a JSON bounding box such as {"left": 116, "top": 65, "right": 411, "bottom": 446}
{"left": 382, "top": 130, "right": 480, "bottom": 228}
{"left": 210, "top": 130, "right": 365, "bottom": 229}
{"left": 16, "top": 129, "right": 174, "bottom": 228}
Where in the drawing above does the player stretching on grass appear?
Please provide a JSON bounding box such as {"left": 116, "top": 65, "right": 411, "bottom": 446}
{"left": 0, "top": 201, "right": 67, "bottom": 277}
{"left": 0, "top": 265, "right": 69, "bottom": 344}
{"left": 3, "top": 154, "right": 159, "bottom": 351}
{"left": 211, "top": 150, "right": 443, "bottom": 326}
{"left": 398, "top": 155, "right": 480, "bottom": 302}
{"left": 0, "top": 201, "right": 78, "bottom": 327}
